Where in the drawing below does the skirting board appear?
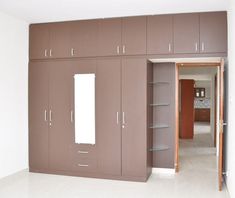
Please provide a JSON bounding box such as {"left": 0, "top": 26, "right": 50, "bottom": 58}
{"left": 152, "top": 168, "right": 175, "bottom": 175}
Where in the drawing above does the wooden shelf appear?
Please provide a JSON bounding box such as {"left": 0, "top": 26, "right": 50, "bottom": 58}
{"left": 150, "top": 103, "right": 170, "bottom": 107}
{"left": 149, "top": 145, "right": 169, "bottom": 151}
{"left": 149, "top": 124, "right": 169, "bottom": 129}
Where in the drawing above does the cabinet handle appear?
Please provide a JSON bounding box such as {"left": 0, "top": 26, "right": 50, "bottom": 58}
{"left": 122, "top": 45, "right": 126, "bottom": 54}
{"left": 78, "top": 150, "right": 89, "bottom": 154}
{"left": 49, "top": 110, "right": 52, "bottom": 122}
{"left": 71, "top": 48, "right": 74, "bottom": 56}
{"left": 71, "top": 110, "right": 73, "bottom": 123}
{"left": 117, "top": 46, "right": 120, "bottom": 54}
{"left": 116, "top": 112, "right": 119, "bottom": 124}
{"left": 49, "top": 49, "right": 52, "bottom": 57}
{"left": 44, "top": 49, "right": 48, "bottom": 57}
{"left": 122, "top": 112, "right": 125, "bottom": 124}
{"left": 44, "top": 110, "right": 47, "bottom": 121}
{"left": 168, "top": 43, "right": 171, "bottom": 52}
{"left": 195, "top": 43, "right": 198, "bottom": 52}
{"left": 201, "top": 42, "right": 205, "bottom": 51}
{"left": 78, "top": 164, "right": 89, "bottom": 167}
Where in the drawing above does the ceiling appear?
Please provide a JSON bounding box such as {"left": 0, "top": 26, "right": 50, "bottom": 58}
{"left": 0, "top": 0, "right": 228, "bottom": 24}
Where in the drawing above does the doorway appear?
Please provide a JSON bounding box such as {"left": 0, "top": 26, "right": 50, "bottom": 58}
{"left": 175, "top": 61, "right": 225, "bottom": 191}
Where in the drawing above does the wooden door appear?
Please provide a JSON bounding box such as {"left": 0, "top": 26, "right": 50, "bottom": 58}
{"left": 174, "top": 13, "right": 200, "bottom": 54}
{"left": 29, "top": 24, "right": 50, "bottom": 59}
{"left": 121, "top": 58, "right": 147, "bottom": 177}
{"left": 48, "top": 61, "right": 72, "bottom": 171}
{"left": 98, "top": 19, "right": 122, "bottom": 56}
{"left": 147, "top": 15, "right": 173, "bottom": 54}
{"left": 218, "top": 60, "right": 225, "bottom": 191}
{"left": 49, "top": 23, "right": 72, "bottom": 58}
{"left": 70, "top": 20, "right": 98, "bottom": 57}
{"left": 69, "top": 59, "right": 98, "bottom": 173}
{"left": 122, "top": 16, "right": 147, "bottom": 55}
{"left": 200, "top": 12, "right": 227, "bottom": 53}
{"left": 180, "top": 80, "right": 194, "bottom": 139}
{"left": 96, "top": 58, "right": 122, "bottom": 175}
{"left": 29, "top": 62, "right": 49, "bottom": 170}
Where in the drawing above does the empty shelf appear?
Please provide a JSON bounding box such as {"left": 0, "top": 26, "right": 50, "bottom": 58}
{"left": 149, "top": 146, "right": 169, "bottom": 152}
{"left": 149, "top": 124, "right": 169, "bottom": 129}
{"left": 149, "top": 81, "right": 170, "bottom": 85}
{"left": 150, "top": 103, "right": 170, "bottom": 106}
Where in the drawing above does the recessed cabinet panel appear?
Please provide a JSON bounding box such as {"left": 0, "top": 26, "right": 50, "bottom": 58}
{"left": 200, "top": 12, "right": 227, "bottom": 53}
{"left": 29, "top": 24, "right": 50, "bottom": 59}
{"left": 174, "top": 13, "right": 200, "bottom": 54}
{"left": 147, "top": 15, "right": 173, "bottom": 54}
{"left": 98, "top": 19, "right": 122, "bottom": 56}
{"left": 70, "top": 20, "right": 98, "bottom": 57}
{"left": 29, "top": 62, "right": 49, "bottom": 170}
{"left": 121, "top": 58, "right": 147, "bottom": 177}
{"left": 122, "top": 16, "right": 147, "bottom": 55}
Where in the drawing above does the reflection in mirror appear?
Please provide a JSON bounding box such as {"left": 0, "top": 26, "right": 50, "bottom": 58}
{"left": 74, "top": 74, "right": 95, "bottom": 144}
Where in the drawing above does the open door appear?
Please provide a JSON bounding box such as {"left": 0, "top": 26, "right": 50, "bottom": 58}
{"left": 218, "top": 59, "right": 224, "bottom": 191}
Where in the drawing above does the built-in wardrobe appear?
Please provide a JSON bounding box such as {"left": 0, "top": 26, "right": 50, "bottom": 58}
{"left": 29, "top": 11, "right": 227, "bottom": 181}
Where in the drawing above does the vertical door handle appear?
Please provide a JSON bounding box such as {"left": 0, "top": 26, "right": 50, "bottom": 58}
{"left": 122, "top": 112, "right": 125, "bottom": 124}
{"left": 49, "top": 49, "right": 52, "bottom": 57}
{"left": 49, "top": 110, "right": 52, "bottom": 122}
{"left": 201, "top": 42, "right": 205, "bottom": 52}
{"left": 44, "top": 49, "right": 48, "bottom": 57}
{"left": 71, "top": 48, "right": 74, "bottom": 56}
{"left": 116, "top": 112, "right": 119, "bottom": 124}
{"left": 195, "top": 43, "right": 198, "bottom": 52}
{"left": 122, "top": 45, "right": 126, "bottom": 54}
{"left": 117, "top": 46, "right": 120, "bottom": 54}
{"left": 71, "top": 110, "right": 73, "bottom": 123}
{"left": 44, "top": 110, "right": 47, "bottom": 121}
{"left": 168, "top": 43, "right": 171, "bottom": 52}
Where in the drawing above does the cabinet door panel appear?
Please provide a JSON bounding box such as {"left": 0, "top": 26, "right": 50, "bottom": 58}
{"left": 29, "top": 25, "right": 50, "bottom": 59}
{"left": 147, "top": 15, "right": 173, "bottom": 54}
{"left": 98, "top": 19, "right": 122, "bottom": 56}
{"left": 48, "top": 61, "right": 72, "bottom": 171}
{"left": 29, "top": 62, "right": 49, "bottom": 170}
{"left": 96, "top": 58, "right": 122, "bottom": 175}
{"left": 174, "top": 13, "right": 200, "bottom": 54}
{"left": 122, "top": 17, "right": 147, "bottom": 55}
{"left": 71, "top": 20, "right": 98, "bottom": 57}
{"left": 200, "top": 12, "right": 227, "bottom": 53}
{"left": 49, "top": 23, "right": 72, "bottom": 58}
{"left": 121, "top": 58, "right": 147, "bottom": 177}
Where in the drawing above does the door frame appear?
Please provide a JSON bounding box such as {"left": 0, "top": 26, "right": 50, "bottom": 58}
{"left": 175, "top": 60, "right": 224, "bottom": 191}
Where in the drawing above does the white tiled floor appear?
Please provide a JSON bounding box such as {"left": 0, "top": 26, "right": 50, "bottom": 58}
{"left": 0, "top": 123, "right": 230, "bottom": 198}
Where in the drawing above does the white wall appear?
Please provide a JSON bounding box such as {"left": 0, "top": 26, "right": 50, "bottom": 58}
{"left": 226, "top": 1, "right": 235, "bottom": 197}
{"left": 0, "top": 11, "right": 29, "bottom": 179}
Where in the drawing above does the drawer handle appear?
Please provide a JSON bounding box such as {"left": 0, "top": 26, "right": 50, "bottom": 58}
{"left": 78, "top": 164, "right": 89, "bottom": 167}
{"left": 78, "top": 150, "right": 89, "bottom": 154}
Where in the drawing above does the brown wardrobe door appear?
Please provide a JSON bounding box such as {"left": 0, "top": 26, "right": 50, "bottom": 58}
{"left": 147, "top": 15, "right": 173, "bottom": 54}
{"left": 96, "top": 58, "right": 122, "bottom": 175}
{"left": 200, "top": 12, "right": 227, "bottom": 53}
{"left": 29, "top": 24, "right": 50, "bottom": 59}
{"left": 48, "top": 61, "right": 72, "bottom": 171}
{"left": 49, "top": 23, "right": 72, "bottom": 58}
{"left": 174, "top": 13, "right": 200, "bottom": 54}
{"left": 121, "top": 58, "right": 147, "bottom": 177}
{"left": 98, "top": 19, "right": 122, "bottom": 56}
{"left": 70, "top": 20, "right": 98, "bottom": 57}
{"left": 122, "top": 16, "right": 147, "bottom": 55}
{"left": 29, "top": 62, "right": 49, "bottom": 170}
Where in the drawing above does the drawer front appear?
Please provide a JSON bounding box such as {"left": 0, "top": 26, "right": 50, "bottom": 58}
{"left": 71, "top": 157, "right": 97, "bottom": 173}
{"left": 70, "top": 144, "right": 97, "bottom": 159}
